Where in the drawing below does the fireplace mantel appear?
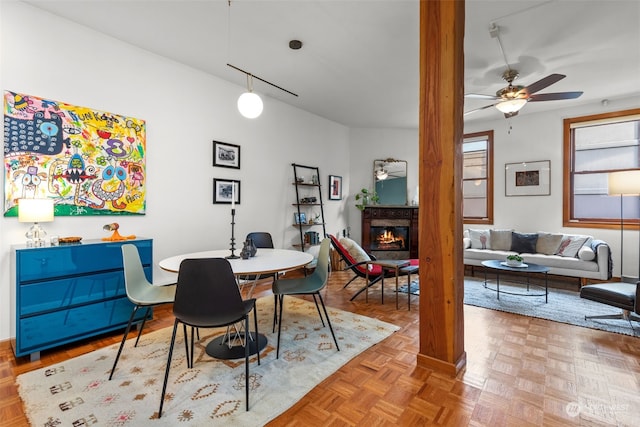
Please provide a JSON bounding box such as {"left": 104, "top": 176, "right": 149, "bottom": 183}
{"left": 362, "top": 206, "right": 418, "bottom": 259}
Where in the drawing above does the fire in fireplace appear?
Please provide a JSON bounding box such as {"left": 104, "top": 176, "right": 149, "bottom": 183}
{"left": 370, "top": 226, "right": 409, "bottom": 251}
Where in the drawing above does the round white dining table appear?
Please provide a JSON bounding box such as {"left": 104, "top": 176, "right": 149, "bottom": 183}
{"left": 159, "top": 248, "right": 313, "bottom": 276}
{"left": 158, "top": 248, "right": 314, "bottom": 360}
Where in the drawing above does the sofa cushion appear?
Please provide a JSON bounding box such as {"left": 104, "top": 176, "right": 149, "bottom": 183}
{"left": 339, "top": 237, "right": 371, "bottom": 264}
{"left": 536, "top": 232, "right": 563, "bottom": 255}
{"left": 578, "top": 245, "right": 596, "bottom": 261}
{"left": 510, "top": 232, "right": 538, "bottom": 253}
{"left": 468, "top": 229, "right": 490, "bottom": 249}
{"left": 556, "top": 235, "right": 589, "bottom": 258}
{"left": 463, "top": 237, "right": 472, "bottom": 249}
{"left": 490, "top": 229, "right": 513, "bottom": 250}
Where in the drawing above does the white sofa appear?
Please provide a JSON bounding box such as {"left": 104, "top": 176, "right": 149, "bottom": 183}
{"left": 464, "top": 229, "right": 612, "bottom": 285}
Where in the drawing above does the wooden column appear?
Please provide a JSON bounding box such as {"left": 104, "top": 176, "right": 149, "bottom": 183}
{"left": 417, "top": 0, "right": 466, "bottom": 375}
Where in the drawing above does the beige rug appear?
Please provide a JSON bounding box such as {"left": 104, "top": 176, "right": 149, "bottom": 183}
{"left": 17, "top": 296, "right": 398, "bottom": 426}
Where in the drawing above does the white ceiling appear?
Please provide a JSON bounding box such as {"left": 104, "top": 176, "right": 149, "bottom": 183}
{"left": 22, "top": 0, "right": 640, "bottom": 128}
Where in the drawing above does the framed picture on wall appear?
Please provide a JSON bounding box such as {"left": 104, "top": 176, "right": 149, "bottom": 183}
{"left": 505, "top": 160, "right": 550, "bottom": 196}
{"left": 213, "top": 141, "right": 241, "bottom": 169}
{"left": 329, "top": 175, "right": 342, "bottom": 200}
{"left": 213, "top": 179, "right": 240, "bottom": 204}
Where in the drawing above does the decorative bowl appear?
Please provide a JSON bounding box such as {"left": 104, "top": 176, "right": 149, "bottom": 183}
{"left": 505, "top": 259, "right": 523, "bottom": 267}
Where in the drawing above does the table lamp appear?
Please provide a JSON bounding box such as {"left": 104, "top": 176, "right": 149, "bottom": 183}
{"left": 608, "top": 170, "right": 640, "bottom": 282}
{"left": 18, "top": 198, "right": 54, "bottom": 247}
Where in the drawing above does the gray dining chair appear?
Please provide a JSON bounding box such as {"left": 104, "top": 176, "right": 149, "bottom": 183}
{"left": 109, "top": 244, "right": 176, "bottom": 380}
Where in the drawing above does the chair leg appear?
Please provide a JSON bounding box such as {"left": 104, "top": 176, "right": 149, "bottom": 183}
{"left": 134, "top": 306, "right": 152, "bottom": 347}
{"left": 311, "top": 294, "right": 326, "bottom": 327}
{"left": 343, "top": 274, "right": 359, "bottom": 289}
{"left": 159, "top": 319, "right": 180, "bottom": 418}
{"left": 253, "top": 304, "right": 261, "bottom": 366}
{"left": 245, "top": 314, "right": 250, "bottom": 411}
{"left": 276, "top": 295, "right": 285, "bottom": 359}
{"left": 109, "top": 305, "right": 140, "bottom": 380}
{"left": 316, "top": 292, "right": 340, "bottom": 352}
{"left": 585, "top": 310, "right": 640, "bottom": 322}
{"left": 272, "top": 294, "right": 278, "bottom": 333}
{"left": 189, "top": 326, "right": 196, "bottom": 369}
{"left": 182, "top": 323, "right": 190, "bottom": 369}
{"left": 349, "top": 275, "right": 383, "bottom": 301}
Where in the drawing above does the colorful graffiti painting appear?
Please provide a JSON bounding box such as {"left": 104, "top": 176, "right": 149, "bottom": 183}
{"left": 3, "top": 91, "right": 146, "bottom": 216}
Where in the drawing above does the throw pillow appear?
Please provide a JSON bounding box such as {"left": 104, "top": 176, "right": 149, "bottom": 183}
{"left": 339, "top": 237, "right": 371, "bottom": 264}
{"left": 536, "top": 232, "right": 564, "bottom": 255}
{"left": 510, "top": 232, "right": 538, "bottom": 253}
{"left": 468, "top": 229, "right": 490, "bottom": 249}
{"left": 556, "top": 235, "right": 589, "bottom": 258}
{"left": 463, "top": 237, "right": 472, "bottom": 249}
{"left": 490, "top": 229, "right": 513, "bottom": 250}
{"left": 578, "top": 245, "right": 596, "bottom": 261}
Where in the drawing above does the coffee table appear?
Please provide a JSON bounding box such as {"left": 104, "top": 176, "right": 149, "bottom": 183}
{"left": 481, "top": 259, "right": 549, "bottom": 302}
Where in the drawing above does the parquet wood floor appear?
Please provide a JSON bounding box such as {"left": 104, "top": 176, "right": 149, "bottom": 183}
{"left": 1, "top": 270, "right": 639, "bottom": 426}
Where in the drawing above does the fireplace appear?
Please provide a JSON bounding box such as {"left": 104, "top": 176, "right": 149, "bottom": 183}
{"left": 361, "top": 207, "right": 418, "bottom": 259}
{"left": 370, "top": 226, "right": 409, "bottom": 251}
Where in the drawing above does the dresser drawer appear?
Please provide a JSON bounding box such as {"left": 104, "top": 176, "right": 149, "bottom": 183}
{"left": 16, "top": 297, "right": 146, "bottom": 356}
{"left": 19, "top": 267, "right": 151, "bottom": 316}
{"left": 16, "top": 240, "right": 152, "bottom": 282}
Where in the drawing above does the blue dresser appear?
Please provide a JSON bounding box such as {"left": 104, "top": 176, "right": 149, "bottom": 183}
{"left": 11, "top": 238, "right": 153, "bottom": 360}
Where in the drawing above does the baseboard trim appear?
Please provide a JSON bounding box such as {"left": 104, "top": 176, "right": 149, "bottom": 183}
{"left": 416, "top": 351, "right": 467, "bottom": 376}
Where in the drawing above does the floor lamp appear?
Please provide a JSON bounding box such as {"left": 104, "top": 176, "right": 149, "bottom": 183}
{"left": 608, "top": 170, "right": 640, "bottom": 282}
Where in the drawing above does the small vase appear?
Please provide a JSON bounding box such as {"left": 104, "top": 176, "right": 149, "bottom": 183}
{"left": 241, "top": 241, "right": 251, "bottom": 259}
{"left": 247, "top": 238, "right": 257, "bottom": 257}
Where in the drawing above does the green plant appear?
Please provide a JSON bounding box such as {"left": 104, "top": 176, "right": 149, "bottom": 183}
{"left": 506, "top": 254, "right": 523, "bottom": 262}
{"left": 355, "top": 188, "right": 379, "bottom": 211}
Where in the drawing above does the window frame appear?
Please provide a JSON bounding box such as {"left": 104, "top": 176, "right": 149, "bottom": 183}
{"left": 563, "top": 108, "right": 640, "bottom": 230}
{"left": 463, "top": 130, "right": 494, "bottom": 225}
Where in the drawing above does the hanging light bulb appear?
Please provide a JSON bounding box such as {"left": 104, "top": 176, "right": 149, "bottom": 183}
{"left": 237, "top": 74, "right": 263, "bottom": 119}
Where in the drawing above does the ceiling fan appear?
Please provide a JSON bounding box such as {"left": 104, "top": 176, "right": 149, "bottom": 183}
{"left": 465, "top": 25, "right": 583, "bottom": 118}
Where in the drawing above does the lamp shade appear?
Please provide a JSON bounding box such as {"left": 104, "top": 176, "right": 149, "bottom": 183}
{"left": 495, "top": 98, "right": 527, "bottom": 114}
{"left": 237, "top": 92, "right": 263, "bottom": 119}
{"left": 18, "top": 198, "right": 54, "bottom": 223}
{"left": 608, "top": 170, "right": 640, "bottom": 196}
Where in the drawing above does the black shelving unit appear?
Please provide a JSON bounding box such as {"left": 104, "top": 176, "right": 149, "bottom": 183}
{"left": 291, "top": 163, "right": 326, "bottom": 252}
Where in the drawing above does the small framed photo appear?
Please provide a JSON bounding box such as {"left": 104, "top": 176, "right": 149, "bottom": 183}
{"left": 213, "top": 179, "right": 240, "bottom": 204}
{"left": 505, "top": 160, "right": 550, "bottom": 196}
{"left": 213, "top": 141, "right": 241, "bottom": 169}
{"left": 294, "top": 212, "right": 307, "bottom": 224}
{"left": 329, "top": 175, "right": 342, "bottom": 200}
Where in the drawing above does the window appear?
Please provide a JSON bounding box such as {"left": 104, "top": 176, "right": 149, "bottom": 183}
{"left": 563, "top": 108, "right": 640, "bottom": 228}
{"left": 463, "top": 130, "right": 493, "bottom": 224}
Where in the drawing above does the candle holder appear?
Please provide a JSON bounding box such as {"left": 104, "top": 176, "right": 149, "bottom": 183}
{"left": 226, "top": 208, "right": 240, "bottom": 259}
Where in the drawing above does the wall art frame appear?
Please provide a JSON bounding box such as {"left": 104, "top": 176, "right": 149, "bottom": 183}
{"left": 505, "top": 160, "right": 550, "bottom": 197}
{"left": 3, "top": 90, "right": 147, "bottom": 216}
{"left": 213, "top": 178, "right": 240, "bottom": 204}
{"left": 213, "top": 141, "right": 240, "bottom": 169}
{"left": 329, "top": 175, "right": 342, "bottom": 200}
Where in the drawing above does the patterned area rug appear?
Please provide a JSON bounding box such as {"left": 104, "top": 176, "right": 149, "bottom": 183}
{"left": 17, "top": 297, "right": 399, "bottom": 426}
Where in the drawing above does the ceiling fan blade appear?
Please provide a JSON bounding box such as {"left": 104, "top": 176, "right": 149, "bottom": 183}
{"left": 464, "top": 103, "right": 496, "bottom": 116}
{"left": 529, "top": 91, "right": 584, "bottom": 101}
{"left": 520, "top": 73, "right": 566, "bottom": 96}
{"left": 465, "top": 93, "right": 499, "bottom": 100}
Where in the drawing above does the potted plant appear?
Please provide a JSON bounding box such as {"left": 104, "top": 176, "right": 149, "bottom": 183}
{"left": 355, "top": 188, "right": 379, "bottom": 211}
{"left": 505, "top": 254, "right": 524, "bottom": 267}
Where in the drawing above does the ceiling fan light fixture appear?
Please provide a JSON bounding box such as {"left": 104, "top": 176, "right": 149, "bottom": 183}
{"left": 495, "top": 98, "right": 527, "bottom": 114}
{"left": 376, "top": 168, "right": 389, "bottom": 181}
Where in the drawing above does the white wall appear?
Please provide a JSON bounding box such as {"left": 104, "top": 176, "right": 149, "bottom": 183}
{"left": 0, "top": 2, "right": 350, "bottom": 341}
{"left": 464, "top": 95, "right": 640, "bottom": 279}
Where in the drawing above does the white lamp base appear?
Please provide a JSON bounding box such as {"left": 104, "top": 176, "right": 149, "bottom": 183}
{"left": 26, "top": 222, "right": 47, "bottom": 247}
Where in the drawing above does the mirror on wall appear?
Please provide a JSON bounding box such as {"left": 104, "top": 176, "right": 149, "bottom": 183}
{"left": 373, "top": 158, "right": 408, "bottom": 205}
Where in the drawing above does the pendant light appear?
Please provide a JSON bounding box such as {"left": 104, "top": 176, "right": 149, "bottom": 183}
{"left": 237, "top": 74, "right": 263, "bottom": 119}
